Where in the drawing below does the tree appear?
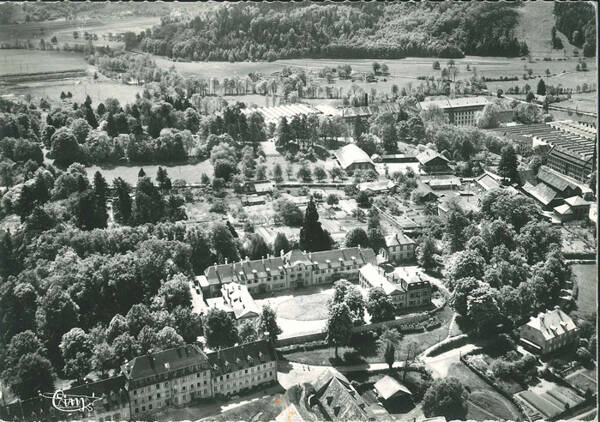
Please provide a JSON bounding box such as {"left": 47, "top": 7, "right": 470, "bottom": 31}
{"left": 49, "top": 128, "right": 82, "bottom": 168}
{"left": 356, "top": 191, "right": 372, "bottom": 208}
{"left": 366, "top": 287, "right": 395, "bottom": 322}
{"left": 345, "top": 227, "right": 369, "bottom": 248}
{"left": 273, "top": 232, "right": 291, "bottom": 256}
{"left": 202, "top": 308, "right": 239, "bottom": 349}
{"left": 274, "top": 198, "right": 303, "bottom": 226}
{"left": 92, "top": 171, "right": 109, "bottom": 228}
{"left": 35, "top": 286, "right": 79, "bottom": 366}
{"left": 378, "top": 328, "right": 401, "bottom": 370}
{"left": 258, "top": 305, "right": 282, "bottom": 343}
{"left": 156, "top": 167, "right": 172, "bottom": 192}
{"left": 238, "top": 320, "right": 258, "bottom": 344}
{"left": 71, "top": 118, "right": 91, "bottom": 144}
{"left": 59, "top": 328, "right": 93, "bottom": 381}
{"left": 416, "top": 236, "right": 437, "bottom": 271}
{"left": 296, "top": 161, "right": 312, "bottom": 182}
{"left": 133, "top": 176, "right": 164, "bottom": 224}
{"left": 126, "top": 303, "right": 153, "bottom": 337}
{"left": 299, "top": 199, "right": 332, "bottom": 252}
{"left": 446, "top": 250, "right": 486, "bottom": 287}
{"left": 498, "top": 144, "right": 519, "bottom": 183}
{"left": 113, "top": 177, "right": 133, "bottom": 225}
{"left": 313, "top": 165, "right": 327, "bottom": 181}
{"left": 329, "top": 167, "right": 344, "bottom": 181}
{"left": 536, "top": 79, "right": 546, "bottom": 95}
{"left": 450, "top": 277, "right": 480, "bottom": 315}
{"left": 156, "top": 327, "right": 185, "bottom": 351}
{"left": 467, "top": 286, "right": 503, "bottom": 335}
{"left": 272, "top": 163, "right": 284, "bottom": 182}
{"left": 326, "top": 193, "right": 339, "bottom": 207}
{"left": 244, "top": 233, "right": 270, "bottom": 260}
{"left": 5, "top": 353, "right": 54, "bottom": 399}
{"left": 155, "top": 274, "right": 192, "bottom": 311}
{"left": 422, "top": 377, "right": 469, "bottom": 419}
{"left": 211, "top": 223, "right": 240, "bottom": 263}
{"left": 326, "top": 303, "right": 353, "bottom": 359}
{"left": 356, "top": 134, "right": 378, "bottom": 156}
{"left": 433, "top": 61, "right": 441, "bottom": 70}
{"left": 112, "top": 333, "right": 140, "bottom": 362}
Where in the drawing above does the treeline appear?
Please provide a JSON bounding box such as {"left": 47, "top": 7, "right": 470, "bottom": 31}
{"left": 138, "top": 2, "right": 529, "bottom": 62}
{"left": 553, "top": 2, "right": 596, "bottom": 57}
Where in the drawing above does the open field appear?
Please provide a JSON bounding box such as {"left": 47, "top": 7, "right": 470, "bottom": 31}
{"left": 565, "top": 367, "right": 597, "bottom": 394}
{"left": 0, "top": 49, "right": 88, "bottom": 76}
{"left": 571, "top": 263, "right": 597, "bottom": 320}
{"left": 0, "top": 16, "right": 160, "bottom": 48}
{"left": 85, "top": 161, "right": 214, "bottom": 186}
{"left": 447, "top": 362, "right": 523, "bottom": 421}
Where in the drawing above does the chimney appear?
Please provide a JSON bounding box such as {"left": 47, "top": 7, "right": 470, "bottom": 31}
{"left": 326, "top": 396, "right": 333, "bottom": 405}
{"left": 225, "top": 258, "right": 228, "bottom": 265}
{"left": 262, "top": 256, "right": 265, "bottom": 263}
{"left": 364, "top": 93, "right": 368, "bottom": 106}
{"left": 280, "top": 249, "right": 284, "bottom": 258}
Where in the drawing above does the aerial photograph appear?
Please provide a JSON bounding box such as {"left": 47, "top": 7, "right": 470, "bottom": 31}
{"left": 0, "top": 1, "right": 597, "bottom": 421}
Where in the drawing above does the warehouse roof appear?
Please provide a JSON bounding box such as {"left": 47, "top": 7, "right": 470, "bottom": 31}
{"left": 334, "top": 144, "right": 374, "bottom": 169}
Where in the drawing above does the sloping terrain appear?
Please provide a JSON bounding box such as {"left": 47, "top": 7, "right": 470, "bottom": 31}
{"left": 514, "top": 1, "right": 578, "bottom": 58}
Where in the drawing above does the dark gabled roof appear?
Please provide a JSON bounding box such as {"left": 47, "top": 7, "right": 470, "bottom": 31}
{"left": 66, "top": 375, "right": 129, "bottom": 410}
{"left": 314, "top": 370, "right": 375, "bottom": 421}
{"left": 537, "top": 166, "right": 580, "bottom": 193}
{"left": 122, "top": 344, "right": 207, "bottom": 381}
{"left": 206, "top": 340, "right": 275, "bottom": 375}
{"left": 416, "top": 149, "right": 450, "bottom": 166}
{"left": 522, "top": 182, "right": 560, "bottom": 206}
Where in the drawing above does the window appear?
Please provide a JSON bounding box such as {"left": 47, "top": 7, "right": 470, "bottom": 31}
{"left": 135, "top": 408, "right": 139, "bottom": 414}
{"left": 157, "top": 393, "right": 161, "bottom": 399}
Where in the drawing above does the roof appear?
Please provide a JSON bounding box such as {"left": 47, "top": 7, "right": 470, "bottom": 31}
{"left": 313, "top": 370, "right": 374, "bottom": 421}
{"left": 425, "top": 177, "right": 461, "bottom": 188}
{"left": 253, "top": 181, "right": 275, "bottom": 193}
{"left": 413, "top": 183, "right": 437, "bottom": 198}
{"left": 553, "top": 204, "right": 573, "bottom": 215}
{"left": 122, "top": 344, "right": 207, "bottom": 381}
{"left": 207, "top": 340, "right": 275, "bottom": 375}
{"left": 275, "top": 403, "right": 310, "bottom": 422}
{"left": 359, "top": 264, "right": 404, "bottom": 296}
{"left": 204, "top": 247, "right": 376, "bottom": 286}
{"left": 373, "top": 376, "right": 412, "bottom": 400}
{"left": 357, "top": 180, "right": 395, "bottom": 192}
{"left": 313, "top": 369, "right": 350, "bottom": 393}
{"left": 220, "top": 282, "right": 260, "bottom": 320}
{"left": 524, "top": 307, "right": 577, "bottom": 341}
{"left": 66, "top": 376, "right": 129, "bottom": 411}
{"left": 340, "top": 103, "right": 402, "bottom": 119}
{"left": 537, "top": 166, "right": 580, "bottom": 193}
{"left": 476, "top": 173, "right": 501, "bottom": 191}
{"left": 419, "top": 96, "right": 489, "bottom": 111}
{"left": 564, "top": 196, "right": 589, "bottom": 207}
{"left": 416, "top": 149, "right": 449, "bottom": 166}
{"left": 522, "top": 181, "right": 560, "bottom": 206}
{"left": 384, "top": 232, "right": 415, "bottom": 248}
{"left": 334, "top": 144, "right": 374, "bottom": 169}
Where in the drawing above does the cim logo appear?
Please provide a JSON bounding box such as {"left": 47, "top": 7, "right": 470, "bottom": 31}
{"left": 39, "top": 390, "right": 102, "bottom": 413}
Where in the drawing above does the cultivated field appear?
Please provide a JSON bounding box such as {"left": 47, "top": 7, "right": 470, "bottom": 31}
{"left": 571, "top": 263, "right": 597, "bottom": 320}
{"left": 85, "top": 161, "right": 214, "bottom": 186}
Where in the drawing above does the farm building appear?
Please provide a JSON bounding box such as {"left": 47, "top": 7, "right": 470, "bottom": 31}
{"left": 536, "top": 166, "right": 583, "bottom": 198}
{"left": 412, "top": 183, "right": 438, "bottom": 202}
{"left": 475, "top": 173, "right": 502, "bottom": 192}
{"left": 425, "top": 176, "right": 461, "bottom": 190}
{"left": 521, "top": 181, "right": 563, "bottom": 209}
{"left": 373, "top": 376, "right": 412, "bottom": 401}
{"left": 418, "top": 96, "right": 489, "bottom": 126}
{"left": 334, "top": 144, "right": 375, "bottom": 172}
{"left": 416, "top": 149, "right": 451, "bottom": 174}
{"left": 519, "top": 306, "right": 578, "bottom": 354}
{"left": 553, "top": 204, "right": 574, "bottom": 223}
{"left": 563, "top": 196, "right": 592, "bottom": 220}
{"left": 339, "top": 102, "right": 402, "bottom": 121}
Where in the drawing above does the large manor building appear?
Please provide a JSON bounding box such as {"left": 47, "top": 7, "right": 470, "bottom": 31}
{"left": 197, "top": 247, "right": 377, "bottom": 298}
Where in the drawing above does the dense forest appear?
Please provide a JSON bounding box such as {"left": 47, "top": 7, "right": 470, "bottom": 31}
{"left": 138, "top": 2, "right": 529, "bottom": 61}
{"left": 553, "top": 2, "right": 596, "bottom": 57}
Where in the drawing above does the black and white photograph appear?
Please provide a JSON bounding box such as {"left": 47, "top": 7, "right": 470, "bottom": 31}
{"left": 0, "top": 1, "right": 597, "bottom": 421}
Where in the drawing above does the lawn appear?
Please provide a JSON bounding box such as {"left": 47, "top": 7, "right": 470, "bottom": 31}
{"left": 276, "top": 291, "right": 332, "bottom": 321}
{"left": 283, "top": 305, "right": 455, "bottom": 366}
{"left": 447, "top": 362, "right": 523, "bottom": 421}
{"left": 571, "top": 263, "right": 597, "bottom": 320}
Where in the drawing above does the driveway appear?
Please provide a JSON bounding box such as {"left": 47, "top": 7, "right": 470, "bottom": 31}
{"left": 421, "top": 343, "right": 480, "bottom": 378}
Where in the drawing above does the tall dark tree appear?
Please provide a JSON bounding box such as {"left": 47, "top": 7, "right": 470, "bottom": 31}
{"left": 299, "top": 199, "right": 332, "bottom": 252}
{"left": 202, "top": 308, "right": 239, "bottom": 349}
{"left": 156, "top": 167, "right": 172, "bottom": 192}
{"left": 133, "top": 176, "right": 164, "bottom": 224}
{"left": 273, "top": 232, "right": 291, "bottom": 256}
{"left": 92, "top": 171, "right": 108, "bottom": 228}
{"left": 113, "top": 177, "right": 133, "bottom": 225}
{"left": 498, "top": 145, "right": 519, "bottom": 183}
{"left": 536, "top": 79, "right": 546, "bottom": 96}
